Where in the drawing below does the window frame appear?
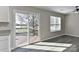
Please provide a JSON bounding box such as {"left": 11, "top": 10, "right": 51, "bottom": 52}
{"left": 50, "top": 16, "right": 61, "bottom": 32}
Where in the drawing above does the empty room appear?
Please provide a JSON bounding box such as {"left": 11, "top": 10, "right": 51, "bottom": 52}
{"left": 0, "top": 6, "right": 79, "bottom": 52}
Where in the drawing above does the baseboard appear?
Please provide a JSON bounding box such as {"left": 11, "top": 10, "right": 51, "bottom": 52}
{"left": 40, "top": 34, "right": 79, "bottom": 42}
{"left": 64, "top": 34, "right": 79, "bottom": 37}
{"left": 48, "top": 34, "right": 65, "bottom": 40}
{"left": 40, "top": 34, "right": 65, "bottom": 42}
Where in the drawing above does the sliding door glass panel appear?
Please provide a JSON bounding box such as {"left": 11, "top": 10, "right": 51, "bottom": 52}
{"left": 29, "top": 13, "right": 40, "bottom": 43}
{"left": 15, "top": 13, "right": 29, "bottom": 47}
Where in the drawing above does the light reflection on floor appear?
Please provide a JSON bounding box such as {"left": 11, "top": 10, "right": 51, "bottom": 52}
{"left": 35, "top": 42, "right": 72, "bottom": 47}
{"left": 21, "top": 42, "right": 73, "bottom": 52}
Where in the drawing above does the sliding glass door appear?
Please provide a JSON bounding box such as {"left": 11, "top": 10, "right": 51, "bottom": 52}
{"left": 29, "top": 13, "right": 40, "bottom": 43}
{"left": 15, "top": 11, "right": 40, "bottom": 47}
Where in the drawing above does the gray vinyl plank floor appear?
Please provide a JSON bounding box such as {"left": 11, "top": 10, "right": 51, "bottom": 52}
{"left": 12, "top": 35, "right": 79, "bottom": 52}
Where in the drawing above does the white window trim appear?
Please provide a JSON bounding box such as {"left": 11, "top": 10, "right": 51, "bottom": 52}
{"left": 50, "top": 16, "right": 61, "bottom": 32}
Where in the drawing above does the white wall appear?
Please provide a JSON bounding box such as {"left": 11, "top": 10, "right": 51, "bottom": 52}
{"left": 0, "top": 6, "right": 9, "bottom": 21}
{"left": 0, "top": 6, "right": 10, "bottom": 36}
{"left": 9, "top": 6, "right": 65, "bottom": 49}
{"left": 65, "top": 13, "right": 79, "bottom": 37}
{"left": 0, "top": 6, "right": 10, "bottom": 51}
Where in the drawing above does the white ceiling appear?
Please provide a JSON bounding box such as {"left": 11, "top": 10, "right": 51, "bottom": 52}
{"left": 34, "top": 6, "right": 75, "bottom": 14}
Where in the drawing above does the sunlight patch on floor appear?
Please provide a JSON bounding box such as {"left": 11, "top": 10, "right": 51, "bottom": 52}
{"left": 35, "top": 42, "right": 72, "bottom": 47}
{"left": 22, "top": 45, "right": 67, "bottom": 52}
{"left": 20, "top": 42, "right": 74, "bottom": 52}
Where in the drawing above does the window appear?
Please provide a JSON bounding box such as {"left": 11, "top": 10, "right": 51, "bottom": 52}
{"left": 50, "top": 16, "right": 61, "bottom": 32}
